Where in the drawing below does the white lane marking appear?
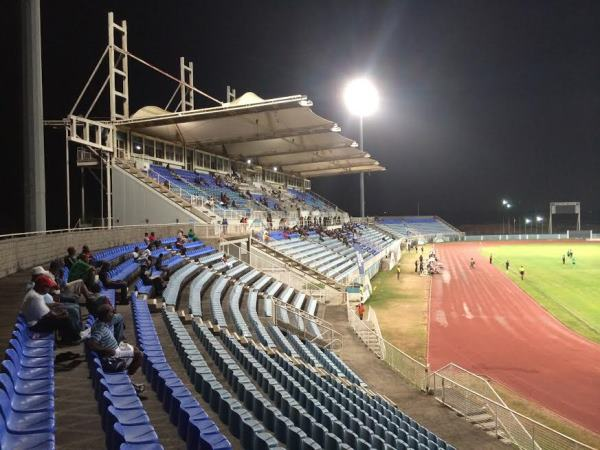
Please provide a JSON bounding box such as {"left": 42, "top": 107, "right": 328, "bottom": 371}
{"left": 463, "top": 302, "right": 474, "bottom": 319}
{"left": 442, "top": 270, "right": 451, "bottom": 284}
{"left": 435, "top": 310, "right": 448, "bottom": 327}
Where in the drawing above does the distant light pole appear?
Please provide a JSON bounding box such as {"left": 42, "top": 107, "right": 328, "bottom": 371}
{"left": 501, "top": 199, "right": 510, "bottom": 233}
{"left": 536, "top": 216, "right": 544, "bottom": 234}
{"left": 525, "top": 218, "right": 532, "bottom": 234}
{"left": 344, "top": 78, "right": 379, "bottom": 217}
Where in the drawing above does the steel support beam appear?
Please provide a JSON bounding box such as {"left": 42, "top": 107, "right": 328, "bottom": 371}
{"left": 21, "top": 0, "right": 46, "bottom": 231}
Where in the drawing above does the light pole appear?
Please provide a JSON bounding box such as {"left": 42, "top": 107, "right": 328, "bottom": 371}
{"left": 344, "top": 78, "right": 379, "bottom": 217}
{"left": 505, "top": 202, "right": 512, "bottom": 233}
{"left": 525, "top": 218, "right": 531, "bottom": 234}
{"left": 536, "top": 216, "right": 543, "bottom": 234}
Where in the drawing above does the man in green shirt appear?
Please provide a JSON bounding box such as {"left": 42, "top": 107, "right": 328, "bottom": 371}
{"left": 68, "top": 253, "right": 96, "bottom": 290}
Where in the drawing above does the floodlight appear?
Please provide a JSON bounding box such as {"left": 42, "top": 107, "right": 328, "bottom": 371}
{"left": 343, "top": 78, "right": 379, "bottom": 117}
{"left": 502, "top": 199, "right": 508, "bottom": 205}
{"left": 525, "top": 218, "right": 531, "bottom": 224}
{"left": 273, "top": 167, "right": 278, "bottom": 172}
{"left": 331, "top": 124, "right": 342, "bottom": 133}
{"left": 536, "top": 216, "right": 543, "bottom": 222}
{"left": 246, "top": 159, "right": 251, "bottom": 165}
{"left": 506, "top": 203, "right": 512, "bottom": 208}
{"left": 135, "top": 145, "right": 141, "bottom": 150}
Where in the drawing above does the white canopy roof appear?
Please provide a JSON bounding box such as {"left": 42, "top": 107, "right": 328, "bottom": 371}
{"left": 117, "top": 93, "right": 384, "bottom": 178}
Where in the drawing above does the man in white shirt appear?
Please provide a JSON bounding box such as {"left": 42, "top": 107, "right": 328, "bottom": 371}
{"left": 22, "top": 275, "right": 81, "bottom": 343}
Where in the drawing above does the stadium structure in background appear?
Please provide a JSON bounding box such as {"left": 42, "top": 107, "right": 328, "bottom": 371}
{"left": 548, "top": 201, "right": 581, "bottom": 234}
{"left": 45, "top": 11, "right": 385, "bottom": 230}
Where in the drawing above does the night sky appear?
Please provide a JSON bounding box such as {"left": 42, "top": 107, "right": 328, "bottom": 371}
{"left": 2, "top": 0, "right": 600, "bottom": 233}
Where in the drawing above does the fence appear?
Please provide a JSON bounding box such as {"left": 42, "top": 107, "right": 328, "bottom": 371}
{"left": 464, "top": 233, "right": 569, "bottom": 241}
{"left": 346, "top": 302, "right": 429, "bottom": 388}
{"left": 430, "top": 364, "right": 594, "bottom": 450}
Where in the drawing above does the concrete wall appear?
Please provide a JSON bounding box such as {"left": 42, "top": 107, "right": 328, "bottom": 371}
{"left": 112, "top": 165, "right": 200, "bottom": 226}
{"left": 0, "top": 224, "right": 193, "bottom": 278}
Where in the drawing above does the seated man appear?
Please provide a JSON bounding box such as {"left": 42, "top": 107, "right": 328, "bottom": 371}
{"left": 139, "top": 261, "right": 167, "bottom": 296}
{"left": 85, "top": 294, "right": 125, "bottom": 339}
{"left": 63, "top": 246, "right": 77, "bottom": 269}
{"left": 22, "top": 275, "right": 82, "bottom": 344}
{"left": 187, "top": 228, "right": 198, "bottom": 242}
{"left": 86, "top": 304, "right": 144, "bottom": 393}
{"left": 68, "top": 253, "right": 97, "bottom": 291}
{"left": 49, "top": 259, "right": 95, "bottom": 302}
{"left": 98, "top": 261, "right": 128, "bottom": 304}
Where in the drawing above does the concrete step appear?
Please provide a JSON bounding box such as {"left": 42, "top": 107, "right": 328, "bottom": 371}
{"left": 475, "top": 421, "right": 498, "bottom": 431}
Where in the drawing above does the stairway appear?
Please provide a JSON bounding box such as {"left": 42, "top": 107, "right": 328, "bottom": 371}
{"left": 467, "top": 408, "right": 513, "bottom": 445}
{"left": 113, "top": 158, "right": 219, "bottom": 223}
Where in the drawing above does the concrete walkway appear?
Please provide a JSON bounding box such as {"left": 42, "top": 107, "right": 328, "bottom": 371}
{"left": 325, "top": 305, "right": 507, "bottom": 450}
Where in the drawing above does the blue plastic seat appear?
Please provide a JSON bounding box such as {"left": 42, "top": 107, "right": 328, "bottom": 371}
{"left": 0, "top": 374, "right": 54, "bottom": 413}
{"left": 0, "top": 389, "right": 55, "bottom": 434}
{"left": 0, "top": 417, "right": 55, "bottom": 450}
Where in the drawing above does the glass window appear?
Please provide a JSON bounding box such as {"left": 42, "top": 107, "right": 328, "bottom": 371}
{"left": 165, "top": 144, "right": 174, "bottom": 161}
{"left": 132, "top": 135, "right": 143, "bottom": 154}
{"left": 143, "top": 138, "right": 154, "bottom": 157}
{"left": 175, "top": 146, "right": 183, "bottom": 162}
{"left": 155, "top": 142, "right": 164, "bottom": 159}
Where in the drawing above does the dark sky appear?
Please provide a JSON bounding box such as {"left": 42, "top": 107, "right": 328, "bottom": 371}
{"left": 3, "top": 0, "right": 600, "bottom": 233}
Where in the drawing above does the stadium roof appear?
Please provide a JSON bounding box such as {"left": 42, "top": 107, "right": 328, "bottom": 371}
{"left": 116, "top": 92, "right": 384, "bottom": 178}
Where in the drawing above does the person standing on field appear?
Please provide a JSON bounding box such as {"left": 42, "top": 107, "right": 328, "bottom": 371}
{"left": 396, "top": 265, "right": 401, "bottom": 280}
{"left": 562, "top": 255, "right": 566, "bottom": 264}
{"left": 489, "top": 254, "right": 493, "bottom": 264}
{"left": 414, "top": 260, "right": 418, "bottom": 273}
{"left": 505, "top": 260, "right": 510, "bottom": 271}
{"left": 519, "top": 265, "right": 525, "bottom": 280}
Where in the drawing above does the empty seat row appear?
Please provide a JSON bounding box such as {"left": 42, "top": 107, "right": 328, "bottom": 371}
{"left": 163, "top": 263, "right": 200, "bottom": 306}
{"left": 84, "top": 314, "right": 161, "bottom": 449}
{"left": 162, "top": 310, "right": 276, "bottom": 450}
{"left": 132, "top": 294, "right": 230, "bottom": 450}
{"left": 1, "top": 316, "right": 56, "bottom": 449}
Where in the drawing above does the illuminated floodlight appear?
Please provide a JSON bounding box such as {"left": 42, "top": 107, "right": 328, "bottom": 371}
{"left": 135, "top": 145, "right": 141, "bottom": 150}
{"left": 343, "top": 78, "right": 379, "bottom": 117}
{"left": 246, "top": 159, "right": 252, "bottom": 165}
{"left": 506, "top": 203, "right": 512, "bottom": 208}
{"left": 525, "top": 218, "right": 532, "bottom": 224}
{"left": 536, "top": 216, "right": 543, "bottom": 222}
{"left": 273, "top": 167, "right": 278, "bottom": 172}
{"left": 502, "top": 199, "right": 508, "bottom": 205}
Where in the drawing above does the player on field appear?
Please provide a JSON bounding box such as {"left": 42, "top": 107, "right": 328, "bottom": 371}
{"left": 562, "top": 254, "right": 566, "bottom": 264}
{"left": 505, "top": 260, "right": 510, "bottom": 271}
{"left": 519, "top": 265, "right": 525, "bottom": 280}
{"left": 469, "top": 257, "right": 475, "bottom": 269}
{"left": 489, "top": 254, "right": 493, "bottom": 264}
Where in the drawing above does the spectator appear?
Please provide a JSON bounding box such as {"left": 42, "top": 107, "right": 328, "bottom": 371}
{"left": 143, "top": 232, "right": 150, "bottom": 246}
{"left": 187, "top": 228, "right": 198, "bottom": 242}
{"left": 139, "top": 262, "right": 167, "bottom": 296}
{"left": 86, "top": 304, "right": 144, "bottom": 393}
{"left": 85, "top": 294, "right": 125, "bottom": 339}
{"left": 154, "top": 253, "right": 165, "bottom": 272}
{"left": 49, "top": 259, "right": 95, "bottom": 302}
{"left": 64, "top": 246, "right": 77, "bottom": 269}
{"left": 22, "top": 275, "right": 82, "bottom": 344}
{"left": 68, "top": 253, "right": 97, "bottom": 290}
{"left": 222, "top": 218, "right": 228, "bottom": 234}
{"left": 98, "top": 261, "right": 128, "bottom": 305}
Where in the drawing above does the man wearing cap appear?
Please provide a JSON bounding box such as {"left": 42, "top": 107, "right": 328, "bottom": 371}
{"left": 22, "top": 275, "right": 82, "bottom": 343}
{"left": 87, "top": 304, "right": 144, "bottom": 393}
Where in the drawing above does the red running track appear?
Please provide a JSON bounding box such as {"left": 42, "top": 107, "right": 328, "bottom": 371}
{"left": 428, "top": 242, "right": 600, "bottom": 434}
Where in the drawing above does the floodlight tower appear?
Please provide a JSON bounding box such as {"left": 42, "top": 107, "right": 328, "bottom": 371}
{"left": 344, "top": 78, "right": 379, "bottom": 218}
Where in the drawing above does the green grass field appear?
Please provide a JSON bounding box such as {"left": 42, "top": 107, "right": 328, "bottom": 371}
{"left": 482, "top": 243, "right": 600, "bottom": 343}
